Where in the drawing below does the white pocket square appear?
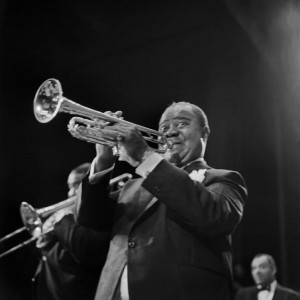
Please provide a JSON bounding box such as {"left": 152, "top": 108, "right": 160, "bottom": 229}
{"left": 189, "top": 169, "right": 206, "bottom": 183}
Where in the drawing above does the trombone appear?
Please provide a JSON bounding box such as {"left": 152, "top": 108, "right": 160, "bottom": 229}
{"left": 0, "top": 173, "right": 132, "bottom": 259}
{"left": 33, "top": 78, "right": 172, "bottom": 151}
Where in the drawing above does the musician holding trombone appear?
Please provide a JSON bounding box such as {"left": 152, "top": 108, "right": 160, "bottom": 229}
{"left": 32, "top": 163, "right": 112, "bottom": 300}
{"left": 76, "top": 101, "right": 248, "bottom": 300}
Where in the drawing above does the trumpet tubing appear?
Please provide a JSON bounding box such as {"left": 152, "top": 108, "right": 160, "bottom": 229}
{"left": 33, "top": 78, "right": 171, "bottom": 151}
{"left": 68, "top": 117, "right": 117, "bottom": 147}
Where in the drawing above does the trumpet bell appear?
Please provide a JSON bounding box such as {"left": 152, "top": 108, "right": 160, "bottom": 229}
{"left": 34, "top": 78, "right": 63, "bottom": 123}
{"left": 33, "top": 78, "right": 172, "bottom": 151}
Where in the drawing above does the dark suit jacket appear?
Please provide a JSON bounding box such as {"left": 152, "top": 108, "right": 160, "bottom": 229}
{"left": 80, "top": 159, "right": 247, "bottom": 300}
{"left": 234, "top": 284, "right": 300, "bottom": 300}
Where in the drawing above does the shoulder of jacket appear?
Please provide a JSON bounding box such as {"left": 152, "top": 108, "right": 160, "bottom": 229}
{"left": 205, "top": 168, "right": 242, "bottom": 178}
{"left": 204, "top": 168, "right": 247, "bottom": 189}
{"left": 276, "top": 284, "right": 300, "bottom": 296}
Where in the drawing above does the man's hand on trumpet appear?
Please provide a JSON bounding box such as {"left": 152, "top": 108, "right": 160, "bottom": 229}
{"left": 113, "top": 124, "right": 154, "bottom": 167}
{"left": 93, "top": 110, "right": 156, "bottom": 168}
{"left": 96, "top": 124, "right": 154, "bottom": 168}
{"left": 94, "top": 111, "right": 123, "bottom": 172}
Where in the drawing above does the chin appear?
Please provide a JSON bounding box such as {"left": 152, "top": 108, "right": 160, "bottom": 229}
{"left": 256, "top": 280, "right": 266, "bottom": 286}
{"left": 164, "top": 150, "right": 180, "bottom": 163}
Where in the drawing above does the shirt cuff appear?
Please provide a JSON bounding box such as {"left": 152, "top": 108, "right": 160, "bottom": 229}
{"left": 136, "top": 153, "right": 164, "bottom": 178}
{"left": 88, "top": 157, "right": 114, "bottom": 184}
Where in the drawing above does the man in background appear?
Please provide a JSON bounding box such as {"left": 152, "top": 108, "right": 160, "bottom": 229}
{"left": 235, "top": 253, "right": 300, "bottom": 300}
{"left": 33, "top": 163, "right": 111, "bottom": 300}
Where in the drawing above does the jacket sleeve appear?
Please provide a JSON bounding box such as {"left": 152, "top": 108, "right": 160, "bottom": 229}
{"left": 142, "top": 159, "right": 247, "bottom": 236}
{"left": 76, "top": 170, "right": 116, "bottom": 231}
{"left": 54, "top": 214, "right": 111, "bottom": 267}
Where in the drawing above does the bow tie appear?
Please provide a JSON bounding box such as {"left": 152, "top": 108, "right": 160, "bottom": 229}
{"left": 257, "top": 285, "right": 271, "bottom": 292}
{"left": 183, "top": 161, "right": 205, "bottom": 174}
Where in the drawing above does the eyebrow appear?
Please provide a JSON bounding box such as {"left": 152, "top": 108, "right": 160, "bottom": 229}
{"left": 159, "top": 116, "right": 192, "bottom": 126}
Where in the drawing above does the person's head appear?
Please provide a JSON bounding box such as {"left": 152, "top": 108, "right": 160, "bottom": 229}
{"left": 159, "top": 101, "right": 210, "bottom": 167}
{"left": 251, "top": 254, "right": 277, "bottom": 287}
{"left": 67, "top": 163, "right": 91, "bottom": 198}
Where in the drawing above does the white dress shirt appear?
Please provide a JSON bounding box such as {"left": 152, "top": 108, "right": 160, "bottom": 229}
{"left": 257, "top": 280, "right": 277, "bottom": 300}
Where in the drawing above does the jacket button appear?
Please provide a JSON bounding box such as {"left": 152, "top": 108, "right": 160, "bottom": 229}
{"left": 128, "top": 241, "right": 136, "bottom": 248}
{"left": 154, "top": 186, "right": 160, "bottom": 192}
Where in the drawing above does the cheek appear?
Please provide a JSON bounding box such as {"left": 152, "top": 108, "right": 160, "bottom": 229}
{"left": 185, "top": 133, "right": 202, "bottom": 148}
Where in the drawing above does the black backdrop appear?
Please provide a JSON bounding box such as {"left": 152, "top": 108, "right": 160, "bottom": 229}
{"left": 1, "top": 0, "right": 300, "bottom": 299}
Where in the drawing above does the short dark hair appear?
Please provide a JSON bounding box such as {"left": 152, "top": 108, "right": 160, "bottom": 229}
{"left": 166, "top": 101, "right": 209, "bottom": 130}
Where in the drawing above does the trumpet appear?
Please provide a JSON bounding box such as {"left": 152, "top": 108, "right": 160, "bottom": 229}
{"left": 0, "top": 173, "right": 132, "bottom": 259}
{"left": 33, "top": 78, "right": 172, "bottom": 151}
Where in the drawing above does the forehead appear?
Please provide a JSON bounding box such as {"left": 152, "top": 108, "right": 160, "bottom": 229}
{"left": 159, "top": 104, "right": 196, "bottom": 125}
{"left": 67, "top": 172, "right": 83, "bottom": 185}
{"left": 252, "top": 256, "right": 269, "bottom": 267}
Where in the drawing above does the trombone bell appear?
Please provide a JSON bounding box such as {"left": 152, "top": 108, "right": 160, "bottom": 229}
{"left": 20, "top": 202, "right": 43, "bottom": 237}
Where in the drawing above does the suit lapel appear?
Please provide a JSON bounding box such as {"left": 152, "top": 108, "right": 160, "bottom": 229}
{"left": 132, "top": 183, "right": 159, "bottom": 227}
{"left": 273, "top": 285, "right": 284, "bottom": 300}
{"left": 115, "top": 178, "right": 155, "bottom": 226}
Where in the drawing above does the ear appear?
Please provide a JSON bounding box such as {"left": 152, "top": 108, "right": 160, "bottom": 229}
{"left": 200, "top": 126, "right": 210, "bottom": 158}
{"left": 201, "top": 126, "right": 210, "bottom": 142}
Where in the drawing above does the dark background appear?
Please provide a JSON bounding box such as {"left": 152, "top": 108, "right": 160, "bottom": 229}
{"left": 1, "top": 0, "right": 300, "bottom": 299}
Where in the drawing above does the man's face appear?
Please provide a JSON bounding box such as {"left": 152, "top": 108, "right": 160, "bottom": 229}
{"left": 67, "top": 172, "right": 83, "bottom": 198}
{"left": 159, "top": 103, "right": 207, "bottom": 167}
{"left": 251, "top": 255, "right": 275, "bottom": 286}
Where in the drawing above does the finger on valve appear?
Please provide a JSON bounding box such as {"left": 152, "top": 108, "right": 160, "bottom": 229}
{"left": 97, "top": 110, "right": 124, "bottom": 128}
{"left": 104, "top": 110, "right": 123, "bottom": 120}
{"left": 113, "top": 111, "right": 123, "bottom": 119}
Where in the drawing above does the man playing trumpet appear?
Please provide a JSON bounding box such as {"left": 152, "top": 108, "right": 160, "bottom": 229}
{"left": 78, "top": 101, "right": 247, "bottom": 300}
